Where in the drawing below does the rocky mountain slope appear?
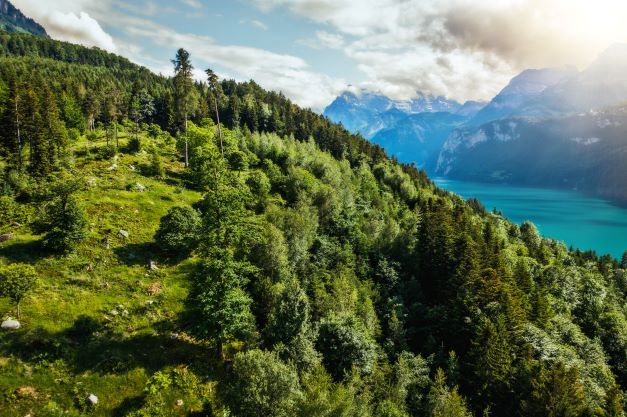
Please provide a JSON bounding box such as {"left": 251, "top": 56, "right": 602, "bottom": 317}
{"left": 0, "top": 0, "right": 47, "bottom": 37}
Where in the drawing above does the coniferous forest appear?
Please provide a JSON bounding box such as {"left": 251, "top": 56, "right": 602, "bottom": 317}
{"left": 0, "top": 31, "right": 627, "bottom": 416}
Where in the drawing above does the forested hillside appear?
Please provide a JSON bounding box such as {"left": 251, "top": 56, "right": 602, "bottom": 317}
{"left": 1, "top": 31, "right": 627, "bottom": 417}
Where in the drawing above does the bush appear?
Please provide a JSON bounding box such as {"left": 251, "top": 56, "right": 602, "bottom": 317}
{"left": 0, "top": 195, "right": 32, "bottom": 229}
{"left": 35, "top": 196, "right": 88, "bottom": 253}
{"left": 149, "top": 147, "right": 165, "bottom": 178}
{"left": 154, "top": 206, "right": 201, "bottom": 254}
{"left": 0, "top": 263, "right": 38, "bottom": 317}
{"left": 221, "top": 349, "right": 301, "bottom": 417}
{"left": 127, "top": 136, "right": 141, "bottom": 153}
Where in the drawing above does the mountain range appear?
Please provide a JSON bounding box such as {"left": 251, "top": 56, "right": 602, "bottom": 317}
{"left": 324, "top": 45, "right": 627, "bottom": 204}
{"left": 324, "top": 91, "right": 484, "bottom": 169}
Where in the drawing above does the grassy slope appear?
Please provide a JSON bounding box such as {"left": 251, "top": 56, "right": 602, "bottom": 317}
{"left": 0, "top": 132, "right": 220, "bottom": 416}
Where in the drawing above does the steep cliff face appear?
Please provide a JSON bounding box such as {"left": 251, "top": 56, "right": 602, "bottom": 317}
{"left": 0, "top": 0, "right": 48, "bottom": 37}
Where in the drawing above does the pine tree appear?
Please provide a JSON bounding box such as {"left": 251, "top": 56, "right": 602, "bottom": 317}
{"left": 172, "top": 48, "right": 196, "bottom": 167}
{"left": 205, "top": 68, "right": 224, "bottom": 155}
{"left": 0, "top": 68, "right": 23, "bottom": 170}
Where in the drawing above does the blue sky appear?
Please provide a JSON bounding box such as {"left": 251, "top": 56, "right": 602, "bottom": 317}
{"left": 12, "top": 0, "right": 627, "bottom": 110}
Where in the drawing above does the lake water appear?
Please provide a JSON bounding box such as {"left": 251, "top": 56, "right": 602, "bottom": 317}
{"left": 433, "top": 178, "right": 627, "bottom": 259}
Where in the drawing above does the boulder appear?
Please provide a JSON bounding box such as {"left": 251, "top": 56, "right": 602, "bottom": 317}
{"left": 86, "top": 393, "right": 98, "bottom": 406}
{"left": 15, "top": 386, "right": 38, "bottom": 399}
{"left": 0, "top": 233, "right": 13, "bottom": 243}
{"left": 176, "top": 399, "right": 184, "bottom": 407}
{"left": 1, "top": 319, "right": 20, "bottom": 330}
{"left": 147, "top": 282, "right": 161, "bottom": 296}
{"left": 149, "top": 260, "right": 159, "bottom": 271}
{"left": 119, "top": 229, "right": 129, "bottom": 238}
{"left": 133, "top": 183, "right": 146, "bottom": 192}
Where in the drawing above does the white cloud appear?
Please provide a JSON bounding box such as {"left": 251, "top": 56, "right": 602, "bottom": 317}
{"left": 251, "top": 0, "right": 627, "bottom": 102}
{"left": 45, "top": 11, "right": 116, "bottom": 51}
{"left": 180, "top": 0, "right": 203, "bottom": 9}
{"left": 251, "top": 19, "right": 268, "bottom": 30}
{"left": 13, "top": 0, "right": 116, "bottom": 50}
{"left": 13, "top": 0, "right": 344, "bottom": 109}
{"left": 110, "top": 14, "right": 344, "bottom": 109}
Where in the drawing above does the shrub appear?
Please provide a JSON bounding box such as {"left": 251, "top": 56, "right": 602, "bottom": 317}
{"left": 0, "top": 263, "right": 38, "bottom": 318}
{"left": 154, "top": 206, "right": 201, "bottom": 254}
{"left": 35, "top": 195, "right": 88, "bottom": 253}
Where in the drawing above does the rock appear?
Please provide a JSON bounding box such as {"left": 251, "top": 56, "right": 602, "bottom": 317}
{"left": 133, "top": 183, "right": 146, "bottom": 192}
{"left": 117, "top": 304, "right": 124, "bottom": 310}
{"left": 107, "top": 163, "right": 117, "bottom": 171}
{"left": 129, "top": 165, "right": 136, "bottom": 171}
{"left": 0, "top": 233, "right": 13, "bottom": 243}
{"left": 122, "top": 310, "right": 129, "bottom": 316}
{"left": 149, "top": 260, "right": 159, "bottom": 271}
{"left": 15, "top": 386, "right": 38, "bottom": 398}
{"left": 87, "top": 178, "right": 97, "bottom": 186}
{"left": 175, "top": 399, "right": 184, "bottom": 407}
{"left": 110, "top": 310, "right": 119, "bottom": 316}
{"left": 1, "top": 319, "right": 20, "bottom": 330}
{"left": 119, "top": 229, "right": 129, "bottom": 238}
{"left": 86, "top": 393, "right": 98, "bottom": 406}
{"left": 147, "top": 282, "right": 161, "bottom": 296}
{"left": 146, "top": 300, "right": 155, "bottom": 306}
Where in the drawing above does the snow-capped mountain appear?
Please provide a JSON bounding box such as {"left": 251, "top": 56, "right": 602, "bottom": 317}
{"left": 323, "top": 90, "right": 484, "bottom": 170}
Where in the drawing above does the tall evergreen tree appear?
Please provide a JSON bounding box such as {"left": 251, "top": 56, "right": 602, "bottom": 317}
{"left": 172, "top": 48, "right": 196, "bottom": 167}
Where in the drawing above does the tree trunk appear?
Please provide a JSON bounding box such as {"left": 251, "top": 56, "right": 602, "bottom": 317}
{"left": 184, "top": 114, "right": 189, "bottom": 168}
{"left": 184, "top": 141, "right": 189, "bottom": 168}
{"left": 16, "top": 301, "right": 20, "bottom": 319}
{"left": 216, "top": 339, "right": 223, "bottom": 360}
{"left": 214, "top": 97, "right": 224, "bottom": 156}
{"left": 114, "top": 121, "right": 119, "bottom": 150}
{"left": 15, "top": 98, "right": 22, "bottom": 171}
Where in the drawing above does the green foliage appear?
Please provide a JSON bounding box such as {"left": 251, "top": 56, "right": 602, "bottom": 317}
{"left": 0, "top": 30, "right": 625, "bottom": 417}
{"left": 0, "top": 195, "right": 31, "bottom": 229}
{"left": 0, "top": 263, "right": 37, "bottom": 317}
{"left": 154, "top": 205, "right": 201, "bottom": 255}
{"left": 427, "top": 369, "right": 473, "bottom": 417}
{"left": 32, "top": 176, "right": 88, "bottom": 253}
{"left": 222, "top": 349, "right": 301, "bottom": 417}
{"left": 149, "top": 147, "right": 165, "bottom": 178}
{"left": 316, "top": 314, "right": 378, "bottom": 380}
{"left": 522, "top": 362, "right": 587, "bottom": 417}
{"left": 191, "top": 252, "right": 255, "bottom": 357}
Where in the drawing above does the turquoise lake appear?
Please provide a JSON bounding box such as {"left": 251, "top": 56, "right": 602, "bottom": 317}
{"left": 433, "top": 178, "right": 627, "bottom": 259}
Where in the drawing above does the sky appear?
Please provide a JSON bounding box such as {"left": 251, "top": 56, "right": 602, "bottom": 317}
{"left": 10, "top": 0, "right": 627, "bottom": 111}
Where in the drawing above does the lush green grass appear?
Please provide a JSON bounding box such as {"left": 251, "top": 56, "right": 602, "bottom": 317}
{"left": 0, "top": 133, "right": 220, "bottom": 416}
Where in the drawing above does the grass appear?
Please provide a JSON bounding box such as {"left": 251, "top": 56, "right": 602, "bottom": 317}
{"left": 0, "top": 132, "right": 219, "bottom": 416}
